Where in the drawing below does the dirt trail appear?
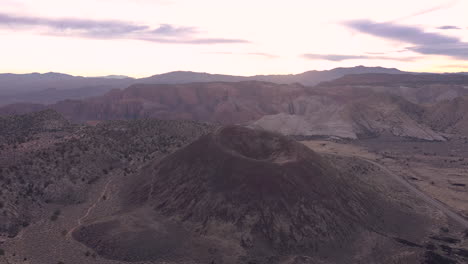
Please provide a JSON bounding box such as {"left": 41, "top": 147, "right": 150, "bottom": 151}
{"left": 342, "top": 154, "right": 468, "bottom": 229}
{"left": 67, "top": 177, "right": 115, "bottom": 237}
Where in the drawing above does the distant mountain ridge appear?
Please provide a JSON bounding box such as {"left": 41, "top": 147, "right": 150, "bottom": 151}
{"left": 0, "top": 72, "right": 135, "bottom": 94}
{"left": 251, "top": 66, "right": 403, "bottom": 86}
{"left": 0, "top": 66, "right": 405, "bottom": 105}
{"left": 139, "top": 66, "right": 404, "bottom": 86}
{"left": 319, "top": 73, "right": 468, "bottom": 86}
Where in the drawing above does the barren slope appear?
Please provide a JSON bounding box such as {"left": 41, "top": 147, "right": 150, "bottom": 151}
{"left": 424, "top": 96, "right": 468, "bottom": 135}
{"left": 73, "top": 126, "right": 439, "bottom": 263}
{"left": 252, "top": 93, "right": 445, "bottom": 141}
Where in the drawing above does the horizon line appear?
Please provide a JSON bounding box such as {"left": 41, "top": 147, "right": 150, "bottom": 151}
{"left": 1, "top": 65, "right": 468, "bottom": 79}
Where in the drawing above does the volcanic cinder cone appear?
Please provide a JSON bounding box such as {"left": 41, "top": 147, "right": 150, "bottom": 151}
{"left": 73, "top": 126, "right": 431, "bottom": 263}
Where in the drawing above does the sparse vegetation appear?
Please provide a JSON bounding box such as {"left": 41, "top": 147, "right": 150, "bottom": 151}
{"left": 0, "top": 110, "right": 216, "bottom": 238}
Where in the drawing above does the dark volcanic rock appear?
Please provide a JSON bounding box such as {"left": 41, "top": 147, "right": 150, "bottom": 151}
{"left": 73, "top": 126, "right": 431, "bottom": 263}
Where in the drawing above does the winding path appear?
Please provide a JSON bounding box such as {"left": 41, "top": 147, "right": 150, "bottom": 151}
{"left": 67, "top": 177, "right": 115, "bottom": 237}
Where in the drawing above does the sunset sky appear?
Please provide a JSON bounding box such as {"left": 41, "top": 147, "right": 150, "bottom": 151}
{"left": 1, "top": 0, "right": 468, "bottom": 77}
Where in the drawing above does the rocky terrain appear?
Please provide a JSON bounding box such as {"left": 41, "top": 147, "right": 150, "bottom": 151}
{"left": 251, "top": 92, "right": 446, "bottom": 141}
{"left": 70, "top": 126, "right": 465, "bottom": 264}
{"left": 424, "top": 96, "right": 468, "bottom": 135}
{"left": 0, "top": 109, "right": 467, "bottom": 264}
{"left": 5, "top": 81, "right": 468, "bottom": 141}
{"left": 316, "top": 73, "right": 468, "bottom": 104}
{"left": 0, "top": 81, "right": 306, "bottom": 124}
{"left": 3, "top": 73, "right": 468, "bottom": 142}
{"left": 0, "top": 110, "right": 215, "bottom": 240}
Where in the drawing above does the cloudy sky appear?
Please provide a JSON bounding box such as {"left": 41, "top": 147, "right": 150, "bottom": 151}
{"left": 1, "top": 0, "right": 468, "bottom": 77}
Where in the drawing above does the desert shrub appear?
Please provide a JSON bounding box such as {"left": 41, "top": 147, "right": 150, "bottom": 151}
{"left": 50, "top": 209, "right": 61, "bottom": 221}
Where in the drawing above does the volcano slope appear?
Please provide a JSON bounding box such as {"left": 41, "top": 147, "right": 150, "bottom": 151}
{"left": 73, "top": 126, "right": 446, "bottom": 264}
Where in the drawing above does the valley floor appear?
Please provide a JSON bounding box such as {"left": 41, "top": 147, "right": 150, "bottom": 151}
{"left": 302, "top": 136, "right": 468, "bottom": 223}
